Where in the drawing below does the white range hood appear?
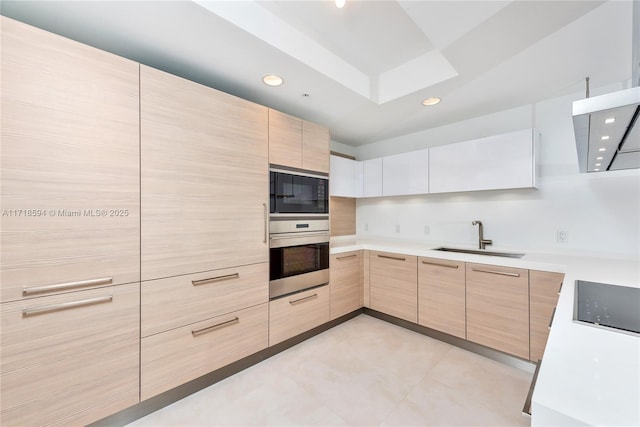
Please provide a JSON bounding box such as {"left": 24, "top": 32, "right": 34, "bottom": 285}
{"left": 572, "top": 86, "right": 640, "bottom": 173}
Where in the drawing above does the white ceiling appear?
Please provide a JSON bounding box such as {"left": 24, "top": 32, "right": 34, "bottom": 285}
{"left": 1, "top": 1, "right": 634, "bottom": 147}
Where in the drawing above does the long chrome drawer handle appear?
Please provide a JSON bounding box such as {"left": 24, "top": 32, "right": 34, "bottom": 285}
{"left": 421, "top": 260, "right": 459, "bottom": 269}
{"left": 23, "top": 296, "right": 113, "bottom": 317}
{"left": 192, "top": 317, "right": 239, "bottom": 336}
{"left": 377, "top": 254, "right": 406, "bottom": 261}
{"left": 263, "top": 202, "right": 268, "bottom": 244}
{"left": 289, "top": 293, "right": 318, "bottom": 305}
{"left": 23, "top": 277, "right": 113, "bottom": 296}
{"left": 336, "top": 254, "right": 357, "bottom": 260}
{"left": 522, "top": 359, "right": 542, "bottom": 417}
{"left": 548, "top": 307, "right": 557, "bottom": 330}
{"left": 192, "top": 273, "right": 240, "bottom": 286}
{"left": 471, "top": 268, "right": 520, "bottom": 277}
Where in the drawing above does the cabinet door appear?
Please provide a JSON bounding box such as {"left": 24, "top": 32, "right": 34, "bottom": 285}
{"left": 530, "top": 270, "right": 564, "bottom": 361}
{"left": 269, "top": 285, "right": 330, "bottom": 345}
{"left": 466, "top": 263, "right": 529, "bottom": 359}
{"left": 330, "top": 251, "right": 363, "bottom": 319}
{"left": 382, "top": 149, "right": 429, "bottom": 196}
{"left": 362, "top": 158, "right": 383, "bottom": 197}
{"left": 141, "top": 65, "right": 268, "bottom": 281}
{"left": 0, "top": 17, "right": 140, "bottom": 303}
{"left": 303, "top": 120, "right": 330, "bottom": 173}
{"left": 369, "top": 251, "right": 417, "bottom": 322}
{"left": 1, "top": 283, "right": 140, "bottom": 426}
{"left": 429, "top": 129, "right": 535, "bottom": 193}
{"left": 330, "top": 155, "right": 358, "bottom": 197}
{"left": 141, "top": 303, "right": 268, "bottom": 400}
{"left": 418, "top": 257, "right": 466, "bottom": 338}
{"left": 269, "top": 109, "right": 302, "bottom": 168}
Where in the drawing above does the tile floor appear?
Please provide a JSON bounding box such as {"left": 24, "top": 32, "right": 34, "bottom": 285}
{"left": 128, "top": 314, "right": 533, "bottom": 427}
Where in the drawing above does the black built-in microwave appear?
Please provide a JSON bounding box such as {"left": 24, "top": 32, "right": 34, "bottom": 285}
{"left": 269, "top": 168, "right": 328, "bottom": 216}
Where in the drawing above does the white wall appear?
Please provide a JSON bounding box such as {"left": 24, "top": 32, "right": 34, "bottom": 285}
{"left": 355, "top": 85, "right": 640, "bottom": 259}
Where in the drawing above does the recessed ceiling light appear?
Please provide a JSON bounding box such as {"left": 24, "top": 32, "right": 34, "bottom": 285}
{"left": 595, "top": 163, "right": 601, "bottom": 166}
{"left": 596, "top": 156, "right": 603, "bottom": 160}
{"left": 601, "top": 135, "right": 610, "bottom": 141}
{"left": 599, "top": 147, "right": 606, "bottom": 152}
{"left": 335, "top": 0, "right": 346, "bottom": 8}
{"left": 422, "top": 97, "right": 441, "bottom": 106}
{"left": 594, "top": 168, "right": 600, "bottom": 171}
{"left": 263, "top": 74, "right": 283, "bottom": 87}
{"left": 605, "top": 117, "right": 615, "bottom": 124}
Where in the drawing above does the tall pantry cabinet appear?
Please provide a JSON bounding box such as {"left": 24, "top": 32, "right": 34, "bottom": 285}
{"left": 0, "top": 16, "right": 140, "bottom": 426}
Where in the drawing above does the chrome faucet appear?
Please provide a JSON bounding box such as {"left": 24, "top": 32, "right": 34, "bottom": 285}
{"left": 472, "top": 220, "right": 493, "bottom": 250}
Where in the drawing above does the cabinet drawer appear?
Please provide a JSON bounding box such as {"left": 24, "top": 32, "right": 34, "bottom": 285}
{"left": 0, "top": 283, "right": 140, "bottom": 426}
{"left": 530, "top": 270, "right": 564, "bottom": 361}
{"left": 466, "top": 263, "right": 529, "bottom": 359}
{"left": 141, "top": 303, "right": 268, "bottom": 400}
{"left": 141, "top": 263, "right": 268, "bottom": 337}
{"left": 418, "top": 257, "right": 466, "bottom": 339}
{"left": 369, "top": 251, "right": 418, "bottom": 323}
{"left": 330, "top": 251, "right": 363, "bottom": 320}
{"left": 269, "top": 285, "right": 330, "bottom": 346}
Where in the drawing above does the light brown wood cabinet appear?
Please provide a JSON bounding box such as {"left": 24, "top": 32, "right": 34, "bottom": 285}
{"left": 141, "top": 263, "right": 269, "bottom": 337}
{"left": 466, "top": 263, "right": 530, "bottom": 359}
{"left": 0, "top": 16, "right": 140, "bottom": 303}
{"left": 369, "top": 251, "right": 418, "bottom": 323}
{"left": 141, "top": 65, "right": 269, "bottom": 281}
{"left": 330, "top": 251, "right": 363, "bottom": 320}
{"left": 418, "top": 257, "right": 466, "bottom": 339}
{"left": 269, "top": 285, "right": 331, "bottom": 345}
{"left": 141, "top": 303, "right": 268, "bottom": 400}
{"left": 530, "top": 270, "right": 564, "bottom": 361}
{"left": 0, "top": 283, "right": 140, "bottom": 426}
{"left": 268, "top": 109, "right": 330, "bottom": 173}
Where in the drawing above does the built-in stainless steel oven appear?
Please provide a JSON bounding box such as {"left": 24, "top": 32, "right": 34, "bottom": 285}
{"left": 270, "top": 168, "right": 328, "bottom": 216}
{"left": 269, "top": 219, "right": 329, "bottom": 299}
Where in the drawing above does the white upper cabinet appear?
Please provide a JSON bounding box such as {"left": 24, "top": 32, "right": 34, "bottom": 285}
{"left": 382, "top": 149, "right": 429, "bottom": 196}
{"left": 330, "top": 155, "right": 359, "bottom": 197}
{"left": 362, "top": 158, "right": 383, "bottom": 197}
{"left": 429, "top": 129, "right": 537, "bottom": 194}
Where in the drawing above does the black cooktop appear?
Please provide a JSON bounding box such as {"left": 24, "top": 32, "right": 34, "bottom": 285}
{"left": 575, "top": 280, "right": 640, "bottom": 335}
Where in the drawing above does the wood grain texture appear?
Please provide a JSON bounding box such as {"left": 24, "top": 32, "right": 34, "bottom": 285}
{"left": 141, "top": 262, "right": 268, "bottom": 337}
{"left": 302, "top": 120, "right": 330, "bottom": 173}
{"left": 363, "top": 250, "right": 370, "bottom": 308}
{"left": 330, "top": 196, "right": 356, "bottom": 237}
{"left": 330, "top": 251, "right": 363, "bottom": 320}
{"left": 530, "top": 270, "right": 564, "bottom": 361}
{"left": 0, "top": 283, "right": 140, "bottom": 426}
{"left": 466, "top": 263, "right": 530, "bottom": 359}
{"left": 0, "top": 16, "right": 140, "bottom": 303}
{"left": 141, "top": 303, "right": 268, "bottom": 400}
{"left": 369, "top": 251, "right": 418, "bottom": 323}
{"left": 140, "top": 65, "right": 268, "bottom": 281}
{"left": 418, "top": 257, "right": 466, "bottom": 339}
{"left": 269, "top": 285, "right": 330, "bottom": 346}
{"left": 268, "top": 109, "right": 302, "bottom": 168}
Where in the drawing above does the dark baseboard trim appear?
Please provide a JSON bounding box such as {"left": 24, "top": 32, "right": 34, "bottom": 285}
{"left": 89, "top": 309, "right": 363, "bottom": 427}
{"left": 363, "top": 308, "right": 536, "bottom": 373}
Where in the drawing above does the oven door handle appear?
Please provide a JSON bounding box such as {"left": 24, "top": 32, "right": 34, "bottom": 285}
{"left": 269, "top": 231, "right": 329, "bottom": 248}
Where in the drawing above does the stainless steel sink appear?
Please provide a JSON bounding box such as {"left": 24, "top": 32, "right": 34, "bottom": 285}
{"left": 433, "top": 247, "right": 525, "bottom": 258}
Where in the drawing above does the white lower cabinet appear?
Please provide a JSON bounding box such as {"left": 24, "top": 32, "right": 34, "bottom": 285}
{"left": 0, "top": 283, "right": 140, "bottom": 427}
{"left": 141, "top": 303, "right": 269, "bottom": 400}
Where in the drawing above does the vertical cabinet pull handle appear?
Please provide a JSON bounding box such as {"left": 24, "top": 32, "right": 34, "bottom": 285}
{"left": 336, "top": 254, "right": 357, "bottom": 260}
{"left": 192, "top": 317, "right": 239, "bottom": 336}
{"left": 263, "top": 203, "right": 268, "bottom": 244}
{"left": 377, "top": 254, "right": 406, "bottom": 261}
{"left": 22, "top": 277, "right": 113, "bottom": 296}
{"left": 557, "top": 282, "right": 563, "bottom": 295}
{"left": 23, "top": 296, "right": 113, "bottom": 317}
{"left": 471, "top": 268, "right": 520, "bottom": 277}
{"left": 289, "top": 293, "right": 318, "bottom": 305}
{"left": 548, "top": 307, "right": 557, "bottom": 330}
{"left": 192, "top": 273, "right": 240, "bottom": 286}
{"left": 421, "top": 260, "right": 459, "bottom": 269}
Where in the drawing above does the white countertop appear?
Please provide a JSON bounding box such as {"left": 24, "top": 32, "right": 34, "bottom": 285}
{"left": 331, "top": 236, "right": 640, "bottom": 427}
